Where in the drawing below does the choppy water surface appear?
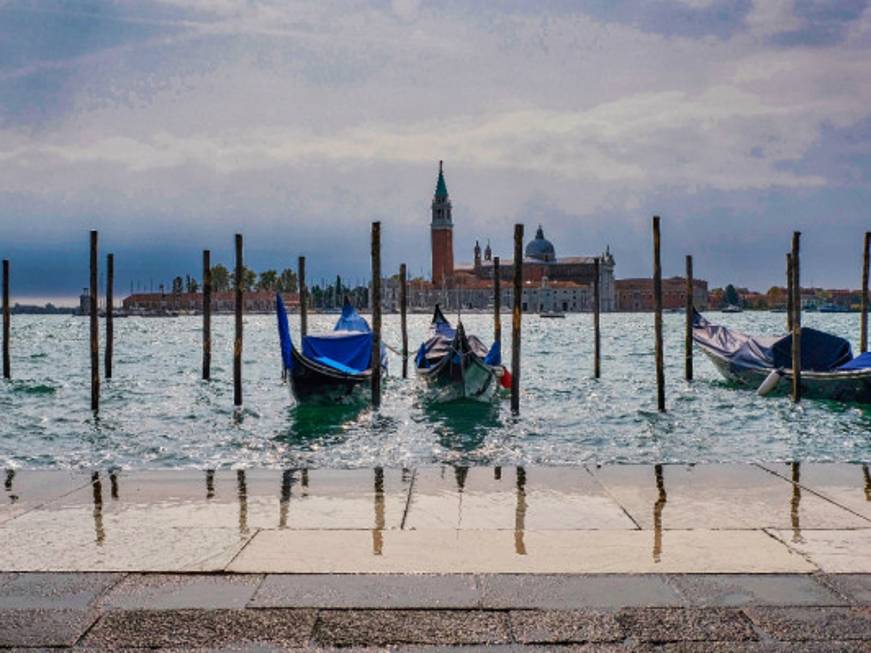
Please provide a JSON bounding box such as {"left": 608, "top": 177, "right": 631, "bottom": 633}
{"left": 1, "top": 312, "right": 870, "bottom": 469}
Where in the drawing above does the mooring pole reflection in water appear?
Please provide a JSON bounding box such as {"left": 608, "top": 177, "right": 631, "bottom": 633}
{"left": 205, "top": 469, "right": 215, "bottom": 500}
{"left": 301, "top": 469, "right": 309, "bottom": 497}
{"left": 494, "top": 466, "right": 502, "bottom": 481}
{"left": 373, "top": 467, "right": 385, "bottom": 556}
{"left": 653, "top": 464, "right": 666, "bottom": 563}
{"left": 791, "top": 462, "right": 803, "bottom": 543}
{"left": 237, "top": 470, "right": 249, "bottom": 536}
{"left": 515, "top": 466, "right": 527, "bottom": 555}
{"left": 4, "top": 469, "right": 17, "bottom": 504}
{"left": 454, "top": 466, "right": 468, "bottom": 528}
{"left": 91, "top": 471, "right": 105, "bottom": 546}
{"left": 279, "top": 469, "right": 293, "bottom": 529}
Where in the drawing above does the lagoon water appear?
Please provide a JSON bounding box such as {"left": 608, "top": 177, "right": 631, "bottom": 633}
{"left": 1, "top": 311, "right": 870, "bottom": 469}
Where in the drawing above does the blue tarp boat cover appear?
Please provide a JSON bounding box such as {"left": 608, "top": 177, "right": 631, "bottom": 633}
{"left": 276, "top": 294, "right": 294, "bottom": 370}
{"left": 838, "top": 352, "right": 871, "bottom": 370}
{"left": 334, "top": 302, "right": 371, "bottom": 333}
{"left": 416, "top": 307, "right": 491, "bottom": 367}
{"left": 693, "top": 311, "right": 853, "bottom": 372}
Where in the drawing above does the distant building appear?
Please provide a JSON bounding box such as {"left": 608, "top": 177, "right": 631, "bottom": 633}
{"left": 122, "top": 291, "right": 299, "bottom": 315}
{"left": 615, "top": 277, "right": 708, "bottom": 312}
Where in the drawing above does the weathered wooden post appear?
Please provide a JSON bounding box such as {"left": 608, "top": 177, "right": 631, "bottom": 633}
{"left": 90, "top": 231, "right": 99, "bottom": 413}
{"left": 298, "top": 256, "right": 307, "bottom": 339}
{"left": 493, "top": 256, "right": 502, "bottom": 344}
{"left": 684, "top": 255, "right": 693, "bottom": 382}
{"left": 862, "top": 232, "right": 870, "bottom": 353}
{"left": 792, "top": 231, "right": 801, "bottom": 403}
{"left": 400, "top": 263, "right": 408, "bottom": 379}
{"left": 105, "top": 253, "right": 114, "bottom": 380}
{"left": 593, "top": 256, "right": 601, "bottom": 379}
{"left": 2, "top": 259, "right": 9, "bottom": 380}
{"left": 371, "top": 222, "right": 382, "bottom": 408}
{"left": 202, "top": 250, "right": 212, "bottom": 380}
{"left": 653, "top": 216, "right": 665, "bottom": 412}
{"left": 511, "top": 224, "right": 523, "bottom": 414}
{"left": 234, "top": 234, "right": 243, "bottom": 409}
{"left": 787, "top": 253, "right": 794, "bottom": 333}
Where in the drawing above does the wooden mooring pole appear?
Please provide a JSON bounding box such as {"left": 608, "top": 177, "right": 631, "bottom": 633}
{"left": 2, "top": 259, "right": 9, "bottom": 380}
{"left": 400, "top": 263, "right": 408, "bottom": 379}
{"left": 786, "top": 253, "right": 794, "bottom": 333}
{"left": 234, "top": 234, "right": 243, "bottom": 409}
{"left": 90, "top": 231, "right": 99, "bottom": 413}
{"left": 298, "top": 256, "right": 307, "bottom": 339}
{"left": 202, "top": 250, "right": 211, "bottom": 380}
{"left": 105, "top": 253, "right": 114, "bottom": 380}
{"left": 593, "top": 256, "right": 601, "bottom": 379}
{"left": 862, "top": 232, "right": 870, "bottom": 353}
{"left": 511, "top": 224, "right": 523, "bottom": 414}
{"left": 371, "top": 222, "right": 382, "bottom": 408}
{"left": 493, "top": 256, "right": 502, "bottom": 344}
{"left": 791, "top": 231, "right": 801, "bottom": 403}
{"left": 653, "top": 216, "right": 665, "bottom": 412}
{"left": 684, "top": 255, "right": 693, "bottom": 382}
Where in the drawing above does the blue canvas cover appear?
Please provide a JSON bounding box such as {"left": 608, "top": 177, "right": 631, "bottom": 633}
{"left": 693, "top": 311, "right": 853, "bottom": 372}
{"left": 275, "top": 294, "right": 294, "bottom": 371}
{"left": 484, "top": 340, "right": 501, "bottom": 366}
{"left": 838, "top": 352, "right": 871, "bottom": 370}
{"left": 334, "top": 302, "right": 371, "bottom": 333}
{"left": 302, "top": 331, "right": 373, "bottom": 374}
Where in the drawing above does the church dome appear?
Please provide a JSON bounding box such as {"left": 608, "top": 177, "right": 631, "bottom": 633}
{"left": 525, "top": 225, "right": 556, "bottom": 262}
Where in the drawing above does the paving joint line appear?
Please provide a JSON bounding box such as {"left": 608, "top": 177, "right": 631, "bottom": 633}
{"left": 0, "top": 475, "right": 94, "bottom": 527}
{"left": 222, "top": 527, "right": 261, "bottom": 572}
{"left": 583, "top": 463, "right": 642, "bottom": 530}
{"left": 760, "top": 527, "right": 821, "bottom": 571}
{"left": 399, "top": 467, "right": 417, "bottom": 530}
{"left": 754, "top": 462, "right": 871, "bottom": 524}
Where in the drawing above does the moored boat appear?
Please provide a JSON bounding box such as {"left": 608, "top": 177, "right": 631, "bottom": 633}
{"left": 692, "top": 310, "right": 871, "bottom": 403}
{"left": 276, "top": 295, "right": 386, "bottom": 403}
{"left": 415, "top": 305, "right": 508, "bottom": 402}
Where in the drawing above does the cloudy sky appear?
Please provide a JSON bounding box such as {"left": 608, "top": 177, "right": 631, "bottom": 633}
{"left": 2, "top": 0, "right": 871, "bottom": 299}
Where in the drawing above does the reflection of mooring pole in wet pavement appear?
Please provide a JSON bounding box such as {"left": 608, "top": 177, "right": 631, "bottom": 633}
{"left": 92, "top": 471, "right": 105, "bottom": 545}
{"left": 791, "top": 462, "right": 803, "bottom": 543}
{"left": 205, "top": 469, "right": 215, "bottom": 500}
{"left": 372, "top": 467, "right": 385, "bottom": 555}
{"left": 653, "top": 464, "right": 666, "bottom": 563}
{"left": 515, "top": 466, "right": 527, "bottom": 555}
{"left": 109, "top": 470, "right": 119, "bottom": 500}
{"left": 279, "top": 469, "right": 293, "bottom": 529}
{"left": 864, "top": 464, "right": 870, "bottom": 502}
{"left": 237, "top": 469, "right": 248, "bottom": 536}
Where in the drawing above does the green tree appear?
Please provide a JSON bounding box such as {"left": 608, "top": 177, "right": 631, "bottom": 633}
{"left": 171, "top": 276, "right": 184, "bottom": 294}
{"left": 724, "top": 284, "right": 740, "bottom": 307}
{"left": 186, "top": 276, "right": 199, "bottom": 293}
{"left": 257, "top": 269, "right": 278, "bottom": 291}
{"left": 232, "top": 266, "right": 256, "bottom": 291}
{"left": 210, "top": 264, "right": 230, "bottom": 292}
{"left": 277, "top": 268, "right": 297, "bottom": 293}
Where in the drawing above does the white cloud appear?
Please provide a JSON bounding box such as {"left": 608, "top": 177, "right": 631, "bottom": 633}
{"left": 745, "top": 0, "right": 802, "bottom": 37}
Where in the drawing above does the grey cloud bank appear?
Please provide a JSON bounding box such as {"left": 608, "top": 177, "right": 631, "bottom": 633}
{"left": 1, "top": 0, "right": 871, "bottom": 297}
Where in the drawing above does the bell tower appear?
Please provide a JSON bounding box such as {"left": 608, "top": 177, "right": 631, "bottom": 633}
{"left": 430, "top": 160, "right": 454, "bottom": 285}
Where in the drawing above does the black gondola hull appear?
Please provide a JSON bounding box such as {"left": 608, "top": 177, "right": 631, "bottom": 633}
{"left": 288, "top": 345, "right": 370, "bottom": 403}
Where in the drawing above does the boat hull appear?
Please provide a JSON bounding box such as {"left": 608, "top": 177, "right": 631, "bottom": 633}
{"left": 698, "top": 345, "right": 871, "bottom": 403}
{"left": 288, "top": 346, "right": 370, "bottom": 403}
{"left": 417, "top": 354, "right": 499, "bottom": 403}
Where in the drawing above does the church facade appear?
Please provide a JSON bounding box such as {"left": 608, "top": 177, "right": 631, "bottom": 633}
{"left": 423, "top": 162, "right": 616, "bottom": 312}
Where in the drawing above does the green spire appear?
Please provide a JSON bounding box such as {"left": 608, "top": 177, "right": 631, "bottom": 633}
{"left": 434, "top": 160, "right": 448, "bottom": 199}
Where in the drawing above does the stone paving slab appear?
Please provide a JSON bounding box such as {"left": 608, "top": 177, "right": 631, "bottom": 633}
{"left": 617, "top": 607, "right": 758, "bottom": 643}
{"left": 665, "top": 573, "right": 846, "bottom": 607}
{"left": 98, "top": 573, "right": 263, "bottom": 610}
{"left": 227, "top": 529, "right": 815, "bottom": 574}
{"left": 0, "top": 607, "right": 98, "bottom": 647}
{"left": 480, "top": 574, "right": 682, "bottom": 609}
{"left": 0, "top": 572, "right": 121, "bottom": 609}
{"left": 769, "top": 528, "right": 871, "bottom": 573}
{"left": 824, "top": 574, "right": 871, "bottom": 604}
{"left": 405, "top": 466, "right": 636, "bottom": 530}
{"left": 745, "top": 606, "right": 871, "bottom": 641}
{"left": 759, "top": 462, "right": 871, "bottom": 521}
{"left": 251, "top": 573, "right": 479, "bottom": 609}
{"left": 312, "top": 609, "right": 511, "bottom": 647}
{"left": 0, "top": 470, "right": 91, "bottom": 526}
{"left": 508, "top": 609, "right": 624, "bottom": 644}
{"left": 590, "top": 464, "right": 869, "bottom": 531}
{"left": 81, "top": 608, "right": 317, "bottom": 649}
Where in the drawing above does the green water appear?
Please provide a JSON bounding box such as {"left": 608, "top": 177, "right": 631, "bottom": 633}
{"left": 1, "top": 312, "right": 869, "bottom": 469}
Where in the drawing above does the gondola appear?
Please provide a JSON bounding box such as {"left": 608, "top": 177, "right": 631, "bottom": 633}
{"left": 692, "top": 310, "right": 871, "bottom": 403}
{"left": 414, "top": 305, "right": 509, "bottom": 402}
{"left": 276, "top": 294, "right": 386, "bottom": 403}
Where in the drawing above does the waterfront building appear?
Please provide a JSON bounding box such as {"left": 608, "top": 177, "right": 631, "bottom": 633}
{"left": 122, "top": 291, "right": 299, "bottom": 315}
{"left": 615, "top": 277, "right": 709, "bottom": 312}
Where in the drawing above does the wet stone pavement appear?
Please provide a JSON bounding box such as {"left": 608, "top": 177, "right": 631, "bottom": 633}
{"left": 0, "top": 463, "right": 869, "bottom": 649}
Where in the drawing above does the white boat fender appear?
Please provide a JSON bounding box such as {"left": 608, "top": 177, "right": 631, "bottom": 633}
{"left": 757, "top": 369, "right": 785, "bottom": 396}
